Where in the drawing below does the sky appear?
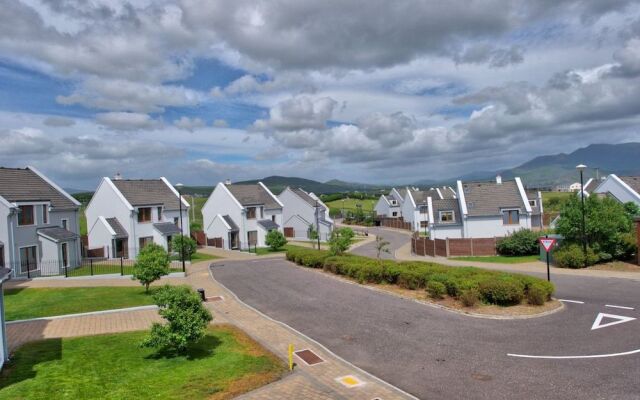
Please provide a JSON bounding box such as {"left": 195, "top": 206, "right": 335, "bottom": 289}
{"left": 1, "top": 1, "right": 640, "bottom": 190}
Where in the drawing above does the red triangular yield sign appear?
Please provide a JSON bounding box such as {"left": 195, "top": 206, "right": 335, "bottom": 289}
{"left": 539, "top": 238, "right": 556, "bottom": 252}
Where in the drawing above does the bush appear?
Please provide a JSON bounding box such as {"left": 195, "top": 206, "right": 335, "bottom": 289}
{"left": 328, "top": 227, "right": 355, "bottom": 255}
{"left": 141, "top": 285, "right": 213, "bottom": 353}
{"left": 460, "top": 288, "right": 480, "bottom": 307}
{"left": 132, "top": 244, "right": 170, "bottom": 292}
{"left": 527, "top": 282, "right": 552, "bottom": 305}
{"left": 553, "top": 243, "right": 598, "bottom": 268}
{"left": 497, "top": 229, "right": 539, "bottom": 256}
{"left": 265, "top": 230, "right": 288, "bottom": 251}
{"left": 426, "top": 281, "right": 446, "bottom": 299}
{"left": 172, "top": 235, "right": 197, "bottom": 260}
{"left": 478, "top": 278, "right": 524, "bottom": 306}
{"left": 285, "top": 247, "right": 330, "bottom": 268}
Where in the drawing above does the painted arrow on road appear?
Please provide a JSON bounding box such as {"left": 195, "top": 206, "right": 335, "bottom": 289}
{"left": 591, "top": 313, "right": 636, "bottom": 330}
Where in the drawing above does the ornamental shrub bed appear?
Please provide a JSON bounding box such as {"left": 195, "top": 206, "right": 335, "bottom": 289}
{"left": 286, "top": 247, "right": 554, "bottom": 307}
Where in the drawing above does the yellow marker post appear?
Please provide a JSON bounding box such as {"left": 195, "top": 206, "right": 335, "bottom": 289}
{"left": 288, "top": 344, "right": 294, "bottom": 371}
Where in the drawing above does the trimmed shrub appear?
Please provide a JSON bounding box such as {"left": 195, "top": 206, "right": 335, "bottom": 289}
{"left": 427, "top": 281, "right": 446, "bottom": 299}
{"left": 496, "top": 229, "right": 539, "bottom": 256}
{"left": 553, "top": 244, "right": 598, "bottom": 269}
{"left": 478, "top": 278, "right": 524, "bottom": 306}
{"left": 460, "top": 288, "right": 480, "bottom": 307}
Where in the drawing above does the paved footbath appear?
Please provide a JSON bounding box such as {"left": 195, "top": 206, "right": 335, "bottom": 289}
{"left": 213, "top": 234, "right": 640, "bottom": 399}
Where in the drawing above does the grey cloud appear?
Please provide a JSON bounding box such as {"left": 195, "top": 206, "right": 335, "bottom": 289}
{"left": 95, "top": 112, "right": 163, "bottom": 131}
{"left": 454, "top": 44, "right": 524, "bottom": 68}
{"left": 174, "top": 116, "right": 205, "bottom": 131}
{"left": 43, "top": 116, "right": 76, "bottom": 127}
{"left": 253, "top": 96, "right": 337, "bottom": 132}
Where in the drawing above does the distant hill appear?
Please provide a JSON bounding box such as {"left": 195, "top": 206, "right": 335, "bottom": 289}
{"left": 235, "top": 176, "right": 387, "bottom": 194}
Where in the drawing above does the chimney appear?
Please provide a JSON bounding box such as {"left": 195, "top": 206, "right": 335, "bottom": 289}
{"left": 224, "top": 179, "right": 231, "bottom": 185}
{"left": 114, "top": 172, "right": 122, "bottom": 180}
{"left": 496, "top": 174, "right": 502, "bottom": 185}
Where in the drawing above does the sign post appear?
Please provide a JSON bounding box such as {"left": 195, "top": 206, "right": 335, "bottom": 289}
{"left": 539, "top": 235, "right": 557, "bottom": 282}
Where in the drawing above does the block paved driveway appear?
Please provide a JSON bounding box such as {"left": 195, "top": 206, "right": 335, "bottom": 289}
{"left": 212, "top": 254, "right": 640, "bottom": 399}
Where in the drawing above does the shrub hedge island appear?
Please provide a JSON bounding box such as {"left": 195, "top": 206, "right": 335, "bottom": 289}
{"left": 286, "top": 247, "right": 554, "bottom": 307}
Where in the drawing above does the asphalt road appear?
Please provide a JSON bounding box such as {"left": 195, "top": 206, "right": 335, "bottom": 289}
{"left": 212, "top": 229, "right": 640, "bottom": 399}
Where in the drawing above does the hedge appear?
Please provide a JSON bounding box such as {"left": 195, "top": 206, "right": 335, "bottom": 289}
{"left": 286, "top": 247, "right": 554, "bottom": 307}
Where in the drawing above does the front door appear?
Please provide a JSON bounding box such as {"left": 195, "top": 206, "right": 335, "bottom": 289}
{"left": 247, "top": 231, "right": 257, "bottom": 247}
{"left": 229, "top": 232, "right": 239, "bottom": 249}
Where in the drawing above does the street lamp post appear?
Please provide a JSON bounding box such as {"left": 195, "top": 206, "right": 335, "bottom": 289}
{"left": 176, "top": 183, "right": 186, "bottom": 273}
{"left": 576, "top": 164, "right": 588, "bottom": 268}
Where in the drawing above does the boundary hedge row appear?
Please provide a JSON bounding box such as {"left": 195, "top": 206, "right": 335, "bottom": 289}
{"left": 286, "top": 247, "right": 554, "bottom": 306}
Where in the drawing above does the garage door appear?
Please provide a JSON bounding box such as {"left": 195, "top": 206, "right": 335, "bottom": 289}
{"left": 284, "top": 227, "right": 294, "bottom": 238}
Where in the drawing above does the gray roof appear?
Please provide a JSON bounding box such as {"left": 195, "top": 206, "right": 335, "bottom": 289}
{"left": 222, "top": 215, "right": 239, "bottom": 231}
{"left": 620, "top": 176, "right": 640, "bottom": 194}
{"left": 226, "top": 184, "right": 281, "bottom": 209}
{"left": 396, "top": 188, "right": 408, "bottom": 200}
{"left": 0, "top": 167, "right": 78, "bottom": 209}
{"left": 440, "top": 187, "right": 457, "bottom": 200}
{"left": 583, "top": 179, "right": 599, "bottom": 194}
{"left": 258, "top": 219, "right": 279, "bottom": 230}
{"left": 153, "top": 222, "right": 182, "bottom": 236}
{"left": 111, "top": 179, "right": 184, "bottom": 210}
{"left": 105, "top": 217, "right": 128, "bottom": 238}
{"left": 292, "top": 188, "right": 326, "bottom": 210}
{"left": 412, "top": 189, "right": 440, "bottom": 206}
{"left": 431, "top": 198, "right": 463, "bottom": 226}
{"left": 462, "top": 180, "right": 526, "bottom": 217}
{"left": 37, "top": 227, "right": 79, "bottom": 242}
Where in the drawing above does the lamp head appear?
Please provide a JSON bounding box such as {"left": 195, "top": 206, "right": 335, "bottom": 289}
{"left": 576, "top": 164, "right": 587, "bottom": 171}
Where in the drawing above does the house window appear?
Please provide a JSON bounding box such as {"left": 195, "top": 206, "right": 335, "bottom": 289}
{"left": 157, "top": 207, "right": 163, "bottom": 221}
{"left": 167, "top": 236, "right": 172, "bottom": 253}
{"left": 247, "top": 230, "right": 257, "bottom": 245}
{"left": 18, "top": 205, "right": 34, "bottom": 226}
{"left": 20, "top": 246, "right": 37, "bottom": 273}
{"left": 392, "top": 211, "right": 398, "bottom": 217}
{"left": 174, "top": 217, "right": 179, "bottom": 226}
{"left": 439, "top": 211, "right": 455, "bottom": 223}
{"left": 420, "top": 221, "right": 428, "bottom": 228}
{"left": 137, "top": 207, "right": 152, "bottom": 223}
{"left": 246, "top": 207, "right": 257, "bottom": 219}
{"left": 502, "top": 209, "right": 520, "bottom": 225}
{"left": 61, "top": 242, "right": 69, "bottom": 267}
{"left": 61, "top": 219, "right": 68, "bottom": 230}
{"left": 139, "top": 236, "right": 153, "bottom": 249}
{"left": 272, "top": 215, "right": 276, "bottom": 222}
{"left": 42, "top": 205, "right": 49, "bottom": 224}
{"left": 390, "top": 200, "right": 398, "bottom": 206}
{"left": 529, "top": 200, "right": 537, "bottom": 207}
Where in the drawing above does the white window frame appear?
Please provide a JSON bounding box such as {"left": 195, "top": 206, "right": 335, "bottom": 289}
{"left": 18, "top": 244, "right": 39, "bottom": 272}
{"left": 528, "top": 199, "right": 537, "bottom": 207}
{"left": 439, "top": 210, "right": 455, "bottom": 223}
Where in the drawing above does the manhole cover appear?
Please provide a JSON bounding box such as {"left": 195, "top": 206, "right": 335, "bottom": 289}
{"left": 295, "top": 349, "right": 325, "bottom": 366}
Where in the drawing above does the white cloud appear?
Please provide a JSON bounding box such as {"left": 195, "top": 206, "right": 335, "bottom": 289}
{"left": 95, "top": 112, "right": 162, "bottom": 131}
{"left": 174, "top": 116, "right": 205, "bottom": 131}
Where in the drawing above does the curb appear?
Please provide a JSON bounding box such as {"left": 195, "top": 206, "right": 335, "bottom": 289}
{"left": 208, "top": 264, "right": 419, "bottom": 400}
{"left": 7, "top": 305, "right": 159, "bottom": 324}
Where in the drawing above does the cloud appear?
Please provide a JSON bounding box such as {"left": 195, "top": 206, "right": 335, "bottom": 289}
{"left": 454, "top": 44, "right": 524, "bottom": 68}
{"left": 95, "top": 112, "right": 162, "bottom": 131}
{"left": 174, "top": 116, "right": 205, "bottom": 131}
{"left": 213, "top": 119, "right": 228, "bottom": 127}
{"left": 43, "top": 116, "right": 76, "bottom": 127}
{"left": 253, "top": 95, "right": 337, "bottom": 132}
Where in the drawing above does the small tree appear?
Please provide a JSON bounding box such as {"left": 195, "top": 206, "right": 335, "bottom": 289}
{"left": 265, "top": 230, "right": 288, "bottom": 251}
{"left": 172, "top": 235, "right": 197, "bottom": 260}
{"left": 375, "top": 236, "right": 390, "bottom": 260}
{"left": 329, "top": 227, "right": 355, "bottom": 256}
{"left": 190, "top": 222, "right": 203, "bottom": 232}
{"left": 132, "top": 244, "right": 170, "bottom": 292}
{"left": 141, "top": 285, "right": 213, "bottom": 353}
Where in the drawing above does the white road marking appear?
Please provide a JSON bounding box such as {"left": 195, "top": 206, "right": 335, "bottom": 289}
{"left": 508, "top": 348, "right": 640, "bottom": 360}
{"left": 605, "top": 304, "right": 635, "bottom": 310}
{"left": 591, "top": 313, "right": 636, "bottom": 331}
{"left": 558, "top": 299, "right": 584, "bottom": 304}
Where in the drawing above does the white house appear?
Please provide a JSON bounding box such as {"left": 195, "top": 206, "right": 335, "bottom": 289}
{"left": 593, "top": 174, "right": 640, "bottom": 206}
{"left": 455, "top": 176, "right": 532, "bottom": 238}
{"left": 526, "top": 190, "right": 544, "bottom": 229}
{"left": 0, "top": 267, "right": 11, "bottom": 370}
{"left": 86, "top": 175, "right": 190, "bottom": 259}
{"left": 202, "top": 181, "right": 283, "bottom": 250}
{"left": 0, "top": 167, "right": 82, "bottom": 278}
{"left": 278, "top": 187, "right": 334, "bottom": 241}
{"left": 374, "top": 188, "right": 408, "bottom": 218}
{"left": 402, "top": 187, "right": 457, "bottom": 232}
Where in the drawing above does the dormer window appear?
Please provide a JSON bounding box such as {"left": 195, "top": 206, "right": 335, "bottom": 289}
{"left": 439, "top": 210, "right": 455, "bottom": 223}
{"left": 137, "top": 207, "right": 152, "bottom": 223}
{"left": 390, "top": 200, "right": 398, "bottom": 206}
{"left": 528, "top": 200, "right": 537, "bottom": 207}
{"left": 246, "top": 207, "right": 257, "bottom": 219}
{"left": 18, "top": 205, "right": 34, "bottom": 226}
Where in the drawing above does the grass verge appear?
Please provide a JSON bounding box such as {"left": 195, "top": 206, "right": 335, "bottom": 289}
{"left": 0, "top": 325, "right": 285, "bottom": 400}
{"left": 449, "top": 255, "right": 539, "bottom": 264}
{"left": 5, "top": 287, "right": 159, "bottom": 321}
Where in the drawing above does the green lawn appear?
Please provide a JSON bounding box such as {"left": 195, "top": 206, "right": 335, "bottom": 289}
{"left": 325, "top": 198, "right": 376, "bottom": 212}
{"left": 4, "top": 287, "right": 159, "bottom": 321}
{"left": 542, "top": 191, "right": 572, "bottom": 212}
{"left": 190, "top": 252, "right": 221, "bottom": 262}
{"left": 249, "top": 244, "right": 309, "bottom": 255}
{"left": 0, "top": 325, "right": 285, "bottom": 400}
{"left": 449, "top": 255, "right": 540, "bottom": 264}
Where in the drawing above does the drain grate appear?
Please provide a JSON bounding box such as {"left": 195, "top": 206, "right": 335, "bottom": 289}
{"left": 207, "top": 296, "right": 224, "bottom": 302}
{"left": 294, "top": 349, "right": 325, "bottom": 366}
